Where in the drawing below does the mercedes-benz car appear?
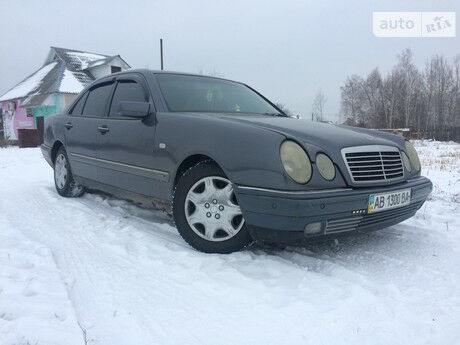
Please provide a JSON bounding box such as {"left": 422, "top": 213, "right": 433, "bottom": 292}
{"left": 41, "top": 70, "right": 432, "bottom": 253}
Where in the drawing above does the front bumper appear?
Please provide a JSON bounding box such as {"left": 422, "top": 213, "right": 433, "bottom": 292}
{"left": 234, "top": 176, "right": 432, "bottom": 243}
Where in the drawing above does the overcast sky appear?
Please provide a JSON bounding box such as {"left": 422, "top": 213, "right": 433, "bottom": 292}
{"left": 0, "top": 0, "right": 458, "bottom": 120}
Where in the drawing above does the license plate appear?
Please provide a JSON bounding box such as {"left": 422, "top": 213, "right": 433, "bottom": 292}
{"left": 368, "top": 189, "right": 411, "bottom": 213}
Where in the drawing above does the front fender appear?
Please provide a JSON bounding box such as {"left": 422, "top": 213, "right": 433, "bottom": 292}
{"left": 154, "top": 112, "right": 348, "bottom": 193}
{"left": 155, "top": 112, "right": 285, "bottom": 186}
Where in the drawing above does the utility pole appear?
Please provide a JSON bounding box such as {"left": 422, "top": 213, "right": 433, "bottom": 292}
{"left": 160, "top": 38, "right": 164, "bottom": 70}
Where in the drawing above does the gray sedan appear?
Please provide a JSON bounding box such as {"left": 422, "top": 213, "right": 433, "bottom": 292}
{"left": 41, "top": 70, "right": 432, "bottom": 253}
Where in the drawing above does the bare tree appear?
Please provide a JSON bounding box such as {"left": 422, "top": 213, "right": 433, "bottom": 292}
{"left": 425, "top": 55, "right": 454, "bottom": 138}
{"left": 396, "top": 49, "right": 421, "bottom": 128}
{"left": 274, "top": 102, "right": 293, "bottom": 116}
{"left": 312, "top": 90, "right": 327, "bottom": 121}
{"left": 363, "top": 68, "right": 385, "bottom": 128}
{"left": 452, "top": 55, "right": 460, "bottom": 131}
{"left": 341, "top": 75, "right": 366, "bottom": 126}
{"left": 340, "top": 49, "right": 460, "bottom": 141}
{"left": 197, "top": 69, "right": 225, "bottom": 77}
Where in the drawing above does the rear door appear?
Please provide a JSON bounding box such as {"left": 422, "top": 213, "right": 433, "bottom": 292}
{"left": 97, "top": 74, "right": 164, "bottom": 196}
{"left": 65, "top": 90, "right": 98, "bottom": 181}
{"left": 65, "top": 81, "right": 114, "bottom": 182}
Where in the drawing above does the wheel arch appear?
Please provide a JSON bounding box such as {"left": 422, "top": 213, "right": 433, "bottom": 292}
{"left": 173, "top": 154, "right": 226, "bottom": 190}
{"left": 51, "top": 140, "right": 64, "bottom": 164}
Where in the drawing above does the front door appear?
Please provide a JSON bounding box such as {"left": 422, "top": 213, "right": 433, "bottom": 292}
{"left": 96, "top": 75, "right": 164, "bottom": 197}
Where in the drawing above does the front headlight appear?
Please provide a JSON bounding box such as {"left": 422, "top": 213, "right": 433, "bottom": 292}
{"left": 316, "top": 153, "right": 335, "bottom": 181}
{"left": 280, "top": 140, "right": 312, "bottom": 184}
{"left": 405, "top": 141, "right": 421, "bottom": 171}
{"left": 401, "top": 151, "right": 412, "bottom": 172}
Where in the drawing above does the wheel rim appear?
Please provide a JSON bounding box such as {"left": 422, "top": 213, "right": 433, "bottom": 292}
{"left": 184, "top": 176, "right": 244, "bottom": 242}
{"left": 54, "top": 153, "right": 68, "bottom": 189}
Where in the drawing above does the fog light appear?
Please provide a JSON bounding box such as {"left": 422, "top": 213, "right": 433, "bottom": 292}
{"left": 304, "top": 222, "right": 322, "bottom": 234}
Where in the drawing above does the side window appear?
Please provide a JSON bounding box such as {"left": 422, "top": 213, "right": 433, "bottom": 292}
{"left": 82, "top": 82, "right": 113, "bottom": 117}
{"left": 69, "top": 92, "right": 88, "bottom": 115}
{"left": 109, "top": 81, "right": 147, "bottom": 117}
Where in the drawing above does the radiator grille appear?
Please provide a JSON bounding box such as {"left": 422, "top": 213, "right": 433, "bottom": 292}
{"left": 342, "top": 146, "right": 404, "bottom": 183}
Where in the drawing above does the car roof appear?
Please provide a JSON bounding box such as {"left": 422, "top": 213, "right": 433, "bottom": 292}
{"left": 110, "top": 68, "right": 241, "bottom": 84}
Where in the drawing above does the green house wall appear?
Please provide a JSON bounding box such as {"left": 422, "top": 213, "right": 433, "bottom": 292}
{"left": 32, "top": 94, "right": 61, "bottom": 128}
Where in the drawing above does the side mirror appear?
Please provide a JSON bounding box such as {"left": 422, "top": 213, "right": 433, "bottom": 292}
{"left": 117, "top": 101, "right": 150, "bottom": 118}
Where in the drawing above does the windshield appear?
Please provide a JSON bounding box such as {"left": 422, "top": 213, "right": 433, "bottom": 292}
{"left": 156, "top": 74, "right": 281, "bottom": 115}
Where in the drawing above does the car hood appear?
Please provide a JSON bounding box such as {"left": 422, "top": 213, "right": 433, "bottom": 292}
{"left": 213, "top": 114, "right": 404, "bottom": 150}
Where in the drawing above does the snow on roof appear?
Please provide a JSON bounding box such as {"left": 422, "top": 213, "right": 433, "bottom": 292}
{"left": 59, "top": 69, "right": 84, "bottom": 94}
{"left": 1, "top": 47, "right": 130, "bottom": 105}
{"left": 66, "top": 51, "right": 108, "bottom": 70}
{"left": 85, "top": 57, "right": 112, "bottom": 69}
{"left": 0, "top": 62, "right": 58, "bottom": 102}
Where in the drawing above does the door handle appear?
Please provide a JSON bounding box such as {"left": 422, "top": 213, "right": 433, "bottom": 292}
{"left": 65, "top": 122, "right": 73, "bottom": 130}
{"left": 97, "top": 125, "right": 109, "bottom": 134}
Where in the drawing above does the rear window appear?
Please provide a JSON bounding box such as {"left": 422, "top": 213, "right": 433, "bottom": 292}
{"left": 82, "top": 82, "right": 113, "bottom": 117}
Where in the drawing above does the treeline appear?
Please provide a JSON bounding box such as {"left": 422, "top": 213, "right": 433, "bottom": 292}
{"left": 340, "top": 49, "right": 460, "bottom": 141}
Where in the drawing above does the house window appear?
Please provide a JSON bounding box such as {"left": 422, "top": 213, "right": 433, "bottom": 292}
{"left": 111, "top": 66, "right": 122, "bottom": 74}
{"left": 26, "top": 108, "right": 34, "bottom": 117}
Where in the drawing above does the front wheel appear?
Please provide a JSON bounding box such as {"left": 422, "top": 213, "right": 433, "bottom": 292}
{"left": 173, "top": 161, "right": 251, "bottom": 253}
{"left": 54, "top": 146, "right": 85, "bottom": 198}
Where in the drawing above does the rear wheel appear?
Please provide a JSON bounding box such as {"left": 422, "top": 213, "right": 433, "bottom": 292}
{"left": 173, "top": 161, "right": 251, "bottom": 253}
{"left": 54, "top": 146, "right": 85, "bottom": 197}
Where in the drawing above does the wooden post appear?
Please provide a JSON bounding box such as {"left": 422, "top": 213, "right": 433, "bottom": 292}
{"left": 160, "top": 39, "right": 164, "bottom": 70}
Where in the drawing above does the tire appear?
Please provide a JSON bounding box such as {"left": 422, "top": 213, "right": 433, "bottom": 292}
{"left": 54, "top": 146, "right": 85, "bottom": 198}
{"left": 173, "top": 161, "right": 251, "bottom": 253}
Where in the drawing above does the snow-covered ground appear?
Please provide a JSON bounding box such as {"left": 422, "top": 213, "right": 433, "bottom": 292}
{"left": 0, "top": 141, "right": 459, "bottom": 345}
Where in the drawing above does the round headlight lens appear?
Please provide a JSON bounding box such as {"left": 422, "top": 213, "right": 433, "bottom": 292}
{"left": 401, "top": 151, "right": 412, "bottom": 172}
{"left": 280, "top": 141, "right": 312, "bottom": 184}
{"left": 405, "top": 141, "right": 421, "bottom": 171}
{"left": 316, "top": 153, "right": 335, "bottom": 181}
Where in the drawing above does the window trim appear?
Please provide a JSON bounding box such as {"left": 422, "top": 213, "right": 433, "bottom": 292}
{"left": 108, "top": 79, "right": 148, "bottom": 118}
{"left": 68, "top": 91, "right": 89, "bottom": 116}
{"left": 67, "top": 72, "right": 157, "bottom": 118}
{"left": 116, "top": 75, "right": 150, "bottom": 102}
{"left": 106, "top": 74, "right": 154, "bottom": 119}
{"left": 80, "top": 81, "right": 116, "bottom": 118}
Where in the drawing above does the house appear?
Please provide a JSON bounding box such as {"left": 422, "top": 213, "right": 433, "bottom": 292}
{"left": 0, "top": 47, "right": 130, "bottom": 141}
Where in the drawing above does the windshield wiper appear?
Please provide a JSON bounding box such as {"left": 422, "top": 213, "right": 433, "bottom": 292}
{"left": 263, "top": 112, "right": 288, "bottom": 117}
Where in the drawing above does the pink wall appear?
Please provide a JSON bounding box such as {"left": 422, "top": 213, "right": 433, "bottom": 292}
{"left": 1, "top": 100, "right": 34, "bottom": 140}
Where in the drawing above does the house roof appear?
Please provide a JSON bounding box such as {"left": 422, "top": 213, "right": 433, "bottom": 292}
{"left": 85, "top": 55, "right": 130, "bottom": 70}
{"left": 0, "top": 61, "right": 59, "bottom": 102}
{"left": 0, "top": 47, "right": 130, "bottom": 105}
